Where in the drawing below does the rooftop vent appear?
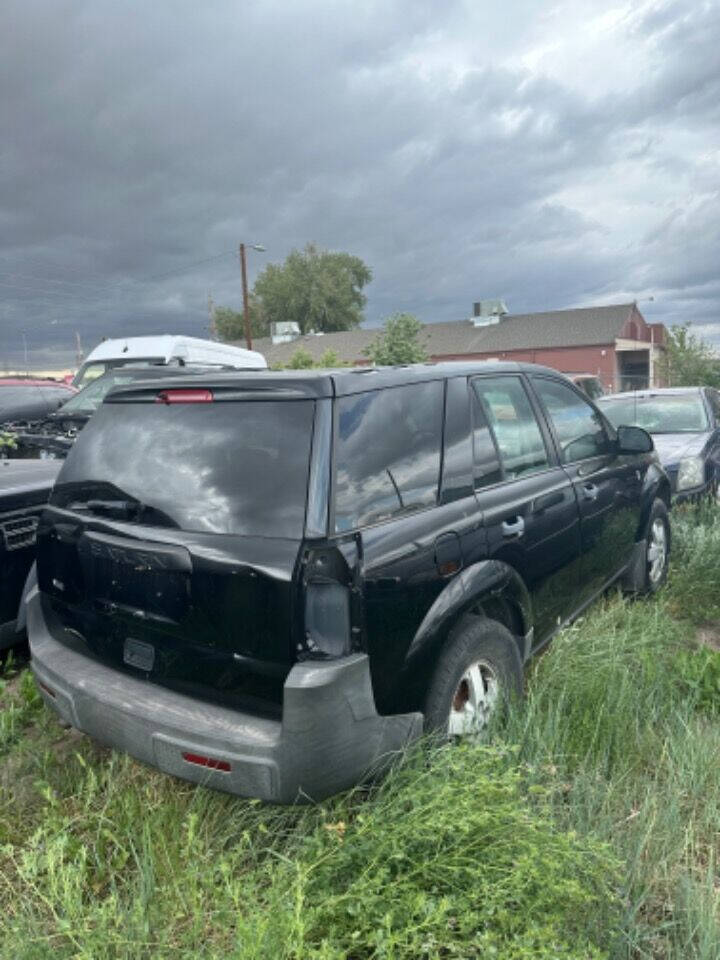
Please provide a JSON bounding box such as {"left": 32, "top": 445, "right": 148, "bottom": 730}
{"left": 271, "top": 321, "right": 301, "bottom": 345}
{"left": 471, "top": 299, "right": 508, "bottom": 327}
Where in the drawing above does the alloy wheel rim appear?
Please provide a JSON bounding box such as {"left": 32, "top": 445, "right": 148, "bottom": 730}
{"left": 448, "top": 660, "right": 499, "bottom": 737}
{"left": 647, "top": 518, "right": 667, "bottom": 583}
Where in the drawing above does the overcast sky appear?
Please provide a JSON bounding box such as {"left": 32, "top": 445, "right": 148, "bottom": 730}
{"left": 1, "top": 0, "right": 719, "bottom": 369}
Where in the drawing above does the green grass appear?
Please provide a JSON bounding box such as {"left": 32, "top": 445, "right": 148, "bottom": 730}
{"left": 1, "top": 504, "right": 720, "bottom": 958}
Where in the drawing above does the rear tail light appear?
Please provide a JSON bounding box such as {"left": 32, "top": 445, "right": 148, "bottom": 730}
{"left": 304, "top": 581, "right": 351, "bottom": 658}
{"left": 155, "top": 388, "right": 214, "bottom": 404}
{"left": 182, "top": 752, "right": 231, "bottom": 772}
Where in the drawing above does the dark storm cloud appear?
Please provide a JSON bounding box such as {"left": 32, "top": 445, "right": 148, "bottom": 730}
{"left": 0, "top": 0, "right": 719, "bottom": 369}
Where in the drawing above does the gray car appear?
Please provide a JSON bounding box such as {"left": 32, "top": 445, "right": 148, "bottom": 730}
{"left": 598, "top": 387, "right": 720, "bottom": 501}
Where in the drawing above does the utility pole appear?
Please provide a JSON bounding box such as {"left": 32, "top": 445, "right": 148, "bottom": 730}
{"left": 238, "top": 242, "right": 266, "bottom": 351}
{"left": 239, "top": 243, "right": 251, "bottom": 350}
{"left": 75, "top": 330, "right": 84, "bottom": 366}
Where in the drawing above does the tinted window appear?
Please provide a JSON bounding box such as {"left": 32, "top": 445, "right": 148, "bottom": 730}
{"left": 334, "top": 382, "right": 443, "bottom": 531}
{"left": 440, "top": 378, "right": 474, "bottom": 504}
{"left": 533, "top": 378, "right": 610, "bottom": 463}
{"left": 52, "top": 400, "right": 315, "bottom": 538}
{"left": 470, "top": 389, "right": 502, "bottom": 489}
{"left": 471, "top": 377, "right": 549, "bottom": 480}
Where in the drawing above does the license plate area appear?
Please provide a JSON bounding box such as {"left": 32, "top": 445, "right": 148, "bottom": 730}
{"left": 124, "top": 637, "right": 156, "bottom": 672}
{"left": 78, "top": 531, "right": 192, "bottom": 622}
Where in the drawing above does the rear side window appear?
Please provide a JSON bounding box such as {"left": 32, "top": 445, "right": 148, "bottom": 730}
{"left": 52, "top": 399, "right": 315, "bottom": 538}
{"left": 533, "top": 377, "right": 610, "bottom": 463}
{"left": 472, "top": 376, "right": 549, "bottom": 480}
{"left": 334, "top": 381, "right": 443, "bottom": 531}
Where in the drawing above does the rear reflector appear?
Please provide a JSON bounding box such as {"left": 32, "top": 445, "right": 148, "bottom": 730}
{"left": 182, "top": 751, "right": 231, "bottom": 773}
{"left": 37, "top": 679, "right": 56, "bottom": 699}
{"left": 156, "top": 388, "right": 214, "bottom": 404}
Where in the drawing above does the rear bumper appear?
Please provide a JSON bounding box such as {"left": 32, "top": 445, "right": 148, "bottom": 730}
{"left": 28, "top": 589, "right": 422, "bottom": 803}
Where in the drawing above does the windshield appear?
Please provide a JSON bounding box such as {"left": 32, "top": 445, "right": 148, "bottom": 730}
{"left": 74, "top": 357, "right": 164, "bottom": 388}
{"left": 60, "top": 371, "right": 142, "bottom": 414}
{"left": 52, "top": 399, "right": 315, "bottom": 538}
{"left": 599, "top": 394, "right": 709, "bottom": 434}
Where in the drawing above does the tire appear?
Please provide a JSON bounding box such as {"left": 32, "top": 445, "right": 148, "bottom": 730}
{"left": 711, "top": 474, "right": 720, "bottom": 504}
{"left": 423, "top": 616, "right": 523, "bottom": 738}
{"left": 639, "top": 498, "right": 670, "bottom": 595}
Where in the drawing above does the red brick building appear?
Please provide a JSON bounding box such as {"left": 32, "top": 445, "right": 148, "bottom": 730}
{"left": 246, "top": 302, "right": 668, "bottom": 391}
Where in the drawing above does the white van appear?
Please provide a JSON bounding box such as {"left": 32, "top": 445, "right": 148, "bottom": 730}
{"left": 73, "top": 335, "right": 267, "bottom": 387}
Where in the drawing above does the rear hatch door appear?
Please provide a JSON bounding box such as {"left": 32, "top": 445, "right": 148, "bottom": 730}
{"left": 37, "top": 382, "right": 320, "bottom": 713}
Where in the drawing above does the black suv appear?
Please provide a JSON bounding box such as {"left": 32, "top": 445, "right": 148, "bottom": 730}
{"left": 29, "top": 363, "right": 670, "bottom": 801}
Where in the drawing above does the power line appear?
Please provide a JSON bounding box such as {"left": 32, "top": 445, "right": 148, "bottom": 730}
{"left": 0, "top": 249, "right": 237, "bottom": 299}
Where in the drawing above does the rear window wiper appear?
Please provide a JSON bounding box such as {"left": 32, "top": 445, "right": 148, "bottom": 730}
{"left": 68, "top": 497, "right": 178, "bottom": 528}
{"left": 85, "top": 499, "right": 140, "bottom": 520}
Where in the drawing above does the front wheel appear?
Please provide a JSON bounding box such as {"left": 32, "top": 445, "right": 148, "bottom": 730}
{"left": 423, "top": 617, "right": 523, "bottom": 738}
{"left": 641, "top": 499, "right": 670, "bottom": 594}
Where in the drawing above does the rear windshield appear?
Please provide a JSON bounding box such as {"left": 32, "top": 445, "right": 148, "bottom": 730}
{"left": 51, "top": 399, "right": 315, "bottom": 538}
{"left": 74, "top": 358, "right": 165, "bottom": 388}
{"left": 599, "top": 394, "right": 708, "bottom": 434}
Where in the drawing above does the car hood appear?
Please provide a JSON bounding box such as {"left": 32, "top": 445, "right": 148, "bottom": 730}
{"left": 0, "top": 458, "right": 61, "bottom": 511}
{"left": 651, "top": 432, "right": 710, "bottom": 467}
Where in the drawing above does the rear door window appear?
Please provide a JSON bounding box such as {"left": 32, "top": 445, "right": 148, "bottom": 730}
{"left": 334, "top": 381, "right": 443, "bottom": 531}
{"left": 471, "top": 376, "right": 549, "bottom": 480}
{"left": 532, "top": 377, "right": 611, "bottom": 463}
{"left": 470, "top": 388, "right": 502, "bottom": 490}
{"left": 52, "top": 399, "right": 315, "bottom": 538}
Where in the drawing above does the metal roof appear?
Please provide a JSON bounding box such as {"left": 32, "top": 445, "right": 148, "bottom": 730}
{"left": 241, "top": 303, "right": 639, "bottom": 366}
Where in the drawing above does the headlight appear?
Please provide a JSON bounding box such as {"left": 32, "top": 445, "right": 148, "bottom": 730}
{"left": 677, "top": 456, "right": 705, "bottom": 491}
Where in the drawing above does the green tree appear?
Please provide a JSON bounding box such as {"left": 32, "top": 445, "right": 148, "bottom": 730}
{"left": 363, "top": 312, "right": 429, "bottom": 366}
{"left": 213, "top": 298, "right": 268, "bottom": 342}
{"left": 253, "top": 243, "right": 372, "bottom": 335}
{"left": 317, "top": 348, "right": 343, "bottom": 367}
{"left": 280, "top": 347, "right": 345, "bottom": 370}
{"left": 660, "top": 323, "right": 720, "bottom": 388}
{"left": 286, "top": 347, "right": 316, "bottom": 369}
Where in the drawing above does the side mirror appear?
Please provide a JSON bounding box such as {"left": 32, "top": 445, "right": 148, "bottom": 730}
{"left": 616, "top": 424, "right": 654, "bottom": 454}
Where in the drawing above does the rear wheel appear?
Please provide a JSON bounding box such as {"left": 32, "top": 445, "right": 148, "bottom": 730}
{"left": 423, "top": 617, "right": 523, "bottom": 738}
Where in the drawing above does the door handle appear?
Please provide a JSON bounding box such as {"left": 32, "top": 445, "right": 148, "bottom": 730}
{"left": 583, "top": 483, "right": 599, "bottom": 501}
{"left": 532, "top": 490, "right": 564, "bottom": 513}
{"left": 502, "top": 516, "right": 525, "bottom": 538}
